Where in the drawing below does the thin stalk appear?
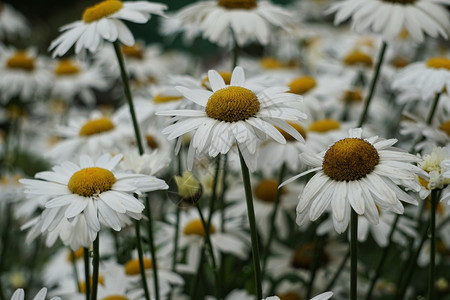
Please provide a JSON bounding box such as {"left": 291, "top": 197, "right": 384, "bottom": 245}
{"left": 144, "top": 197, "right": 160, "bottom": 300}
{"left": 134, "top": 220, "right": 152, "bottom": 300}
{"left": 232, "top": 33, "right": 239, "bottom": 69}
{"left": 238, "top": 148, "right": 263, "bottom": 299}
{"left": 220, "top": 154, "right": 228, "bottom": 233}
{"left": 207, "top": 156, "right": 221, "bottom": 226}
{"left": 196, "top": 204, "right": 221, "bottom": 300}
{"left": 83, "top": 247, "right": 91, "bottom": 300}
{"left": 350, "top": 210, "right": 358, "bottom": 300}
{"left": 356, "top": 41, "right": 388, "bottom": 128}
{"left": 112, "top": 41, "right": 144, "bottom": 155}
{"left": 410, "top": 92, "right": 441, "bottom": 152}
{"left": 364, "top": 215, "right": 400, "bottom": 300}
{"left": 261, "top": 163, "right": 286, "bottom": 277}
{"left": 190, "top": 247, "right": 205, "bottom": 299}
{"left": 71, "top": 250, "right": 81, "bottom": 293}
{"left": 428, "top": 190, "right": 440, "bottom": 300}
{"left": 0, "top": 203, "right": 13, "bottom": 300}
{"left": 171, "top": 206, "right": 181, "bottom": 273}
{"left": 325, "top": 249, "right": 350, "bottom": 291}
{"left": 90, "top": 235, "right": 100, "bottom": 300}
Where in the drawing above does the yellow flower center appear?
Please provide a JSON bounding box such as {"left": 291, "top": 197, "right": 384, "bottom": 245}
{"left": 343, "top": 50, "right": 373, "bottom": 67}
{"left": 277, "top": 122, "right": 307, "bottom": 141}
{"left": 308, "top": 119, "right": 340, "bottom": 133}
{"left": 260, "top": 57, "right": 285, "bottom": 69}
{"left": 202, "top": 71, "right": 233, "bottom": 89}
{"left": 426, "top": 57, "right": 450, "bottom": 70}
{"left": 103, "top": 296, "right": 129, "bottom": 300}
{"left": 79, "top": 275, "right": 105, "bottom": 293}
{"left": 342, "top": 90, "right": 363, "bottom": 103}
{"left": 254, "top": 179, "right": 286, "bottom": 203}
{"left": 439, "top": 121, "right": 450, "bottom": 137}
{"left": 67, "top": 247, "right": 84, "bottom": 262}
{"left": 184, "top": 219, "right": 216, "bottom": 236}
{"left": 323, "top": 138, "right": 379, "bottom": 181}
{"left": 82, "top": 0, "right": 123, "bottom": 23}
{"left": 277, "top": 292, "right": 303, "bottom": 300}
{"left": 205, "top": 86, "right": 260, "bottom": 122}
{"left": 125, "top": 258, "right": 153, "bottom": 275}
{"left": 68, "top": 167, "right": 116, "bottom": 197}
{"left": 54, "top": 59, "right": 80, "bottom": 75}
{"left": 6, "top": 51, "right": 35, "bottom": 71}
{"left": 122, "top": 44, "right": 144, "bottom": 59}
{"left": 146, "top": 134, "right": 159, "bottom": 150}
{"left": 291, "top": 243, "right": 329, "bottom": 270}
{"left": 153, "top": 93, "right": 183, "bottom": 104}
{"left": 380, "top": 0, "right": 417, "bottom": 4}
{"left": 79, "top": 117, "right": 115, "bottom": 136}
{"left": 418, "top": 176, "right": 430, "bottom": 190}
{"left": 390, "top": 56, "right": 410, "bottom": 68}
{"left": 288, "top": 76, "right": 317, "bottom": 95}
{"left": 218, "top": 0, "right": 257, "bottom": 9}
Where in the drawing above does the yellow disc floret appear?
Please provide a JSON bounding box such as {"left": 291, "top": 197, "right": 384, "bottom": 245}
{"left": 146, "top": 135, "right": 159, "bottom": 150}
{"left": 82, "top": 0, "right": 123, "bottom": 23}
{"left": 122, "top": 44, "right": 144, "bottom": 59}
{"left": 103, "top": 296, "right": 129, "bottom": 300}
{"left": 67, "top": 247, "right": 85, "bottom": 262}
{"left": 184, "top": 219, "right": 216, "bottom": 236}
{"left": 322, "top": 138, "right": 379, "bottom": 181}
{"left": 254, "top": 179, "right": 285, "bottom": 203}
{"left": 308, "top": 119, "right": 340, "bottom": 133}
{"left": 125, "top": 258, "right": 153, "bottom": 275}
{"left": 6, "top": 51, "right": 35, "bottom": 71}
{"left": 79, "top": 275, "right": 105, "bottom": 293}
{"left": 79, "top": 117, "right": 115, "bottom": 136}
{"left": 277, "top": 292, "right": 303, "bottom": 300}
{"left": 206, "top": 86, "right": 260, "bottom": 122}
{"left": 439, "top": 121, "right": 450, "bottom": 137}
{"left": 342, "top": 90, "right": 363, "bottom": 103}
{"left": 426, "top": 57, "right": 450, "bottom": 70}
{"left": 68, "top": 167, "right": 116, "bottom": 197}
{"left": 153, "top": 93, "right": 183, "bottom": 104}
{"left": 277, "top": 122, "right": 307, "bottom": 140}
{"left": 288, "top": 76, "right": 317, "bottom": 95}
{"left": 55, "top": 59, "right": 80, "bottom": 75}
{"left": 260, "top": 57, "right": 285, "bottom": 69}
{"left": 343, "top": 50, "right": 373, "bottom": 67}
{"left": 218, "top": 0, "right": 257, "bottom": 9}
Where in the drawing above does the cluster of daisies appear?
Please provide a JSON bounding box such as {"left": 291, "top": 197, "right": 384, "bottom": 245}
{"left": 0, "top": 0, "right": 450, "bottom": 299}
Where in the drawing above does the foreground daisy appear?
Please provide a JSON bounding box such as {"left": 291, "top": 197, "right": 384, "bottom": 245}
{"left": 327, "top": 0, "right": 450, "bottom": 42}
{"left": 20, "top": 153, "right": 168, "bottom": 244}
{"left": 282, "top": 128, "right": 426, "bottom": 233}
{"left": 49, "top": 0, "right": 167, "bottom": 57}
{"left": 157, "top": 66, "right": 306, "bottom": 170}
{"left": 175, "top": 0, "right": 295, "bottom": 47}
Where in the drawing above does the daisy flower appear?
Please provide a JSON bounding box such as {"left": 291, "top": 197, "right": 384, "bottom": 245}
{"left": 282, "top": 128, "right": 426, "bottom": 233}
{"left": 49, "top": 0, "right": 167, "bottom": 57}
{"left": 157, "top": 66, "right": 306, "bottom": 171}
{"left": 327, "top": 0, "right": 450, "bottom": 42}
{"left": 0, "top": 47, "right": 52, "bottom": 104}
{"left": 418, "top": 146, "right": 450, "bottom": 203}
{"left": 10, "top": 288, "right": 60, "bottom": 300}
{"left": 392, "top": 57, "right": 450, "bottom": 100}
{"left": 264, "top": 291, "right": 333, "bottom": 300}
{"left": 174, "top": 0, "right": 295, "bottom": 47}
{"left": 19, "top": 153, "right": 168, "bottom": 246}
{"left": 0, "top": 2, "right": 29, "bottom": 41}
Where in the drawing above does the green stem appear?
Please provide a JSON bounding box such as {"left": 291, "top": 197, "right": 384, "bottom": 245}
{"left": 90, "top": 235, "right": 100, "bottom": 300}
{"left": 238, "top": 148, "right": 262, "bottom": 300}
{"left": 261, "top": 163, "right": 286, "bottom": 278}
{"left": 171, "top": 206, "right": 181, "bottom": 273}
{"left": 356, "top": 41, "right": 388, "bottom": 128}
{"left": 220, "top": 154, "right": 228, "bottom": 233}
{"left": 0, "top": 204, "right": 12, "bottom": 300}
{"left": 428, "top": 190, "right": 440, "bottom": 300}
{"left": 232, "top": 32, "right": 239, "bottom": 69}
{"left": 83, "top": 247, "right": 90, "bottom": 300}
{"left": 364, "top": 215, "right": 400, "bottom": 300}
{"left": 350, "top": 209, "right": 358, "bottom": 300}
{"left": 325, "top": 248, "right": 350, "bottom": 291}
{"left": 410, "top": 92, "right": 441, "bottom": 152}
{"left": 71, "top": 250, "right": 81, "bottom": 293}
{"left": 145, "top": 197, "right": 161, "bottom": 300}
{"left": 190, "top": 247, "right": 205, "bottom": 299}
{"left": 112, "top": 41, "right": 144, "bottom": 155}
{"left": 134, "top": 220, "right": 151, "bottom": 300}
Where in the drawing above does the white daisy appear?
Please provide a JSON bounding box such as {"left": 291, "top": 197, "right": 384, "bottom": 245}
{"left": 418, "top": 146, "right": 450, "bottom": 204}
{"left": 264, "top": 291, "right": 333, "bottom": 300}
{"left": 157, "top": 66, "right": 306, "bottom": 171}
{"left": 392, "top": 57, "right": 450, "bottom": 100}
{"left": 174, "top": 0, "right": 295, "bottom": 47}
{"left": 49, "top": 0, "right": 167, "bottom": 57}
{"left": 0, "top": 3, "right": 29, "bottom": 41}
{"left": 19, "top": 153, "right": 168, "bottom": 246}
{"left": 282, "top": 128, "right": 426, "bottom": 233}
{"left": 10, "top": 288, "right": 59, "bottom": 300}
{"left": 327, "top": 0, "right": 450, "bottom": 42}
{"left": 0, "top": 47, "right": 52, "bottom": 104}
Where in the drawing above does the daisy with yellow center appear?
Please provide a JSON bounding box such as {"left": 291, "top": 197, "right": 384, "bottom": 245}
{"left": 281, "top": 128, "right": 426, "bottom": 233}
{"left": 20, "top": 153, "right": 168, "bottom": 247}
{"left": 175, "top": 0, "right": 295, "bottom": 47}
{"left": 393, "top": 57, "right": 450, "bottom": 100}
{"left": 157, "top": 66, "right": 306, "bottom": 170}
{"left": 49, "top": 0, "right": 167, "bottom": 57}
{"left": 327, "top": 0, "right": 450, "bottom": 42}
